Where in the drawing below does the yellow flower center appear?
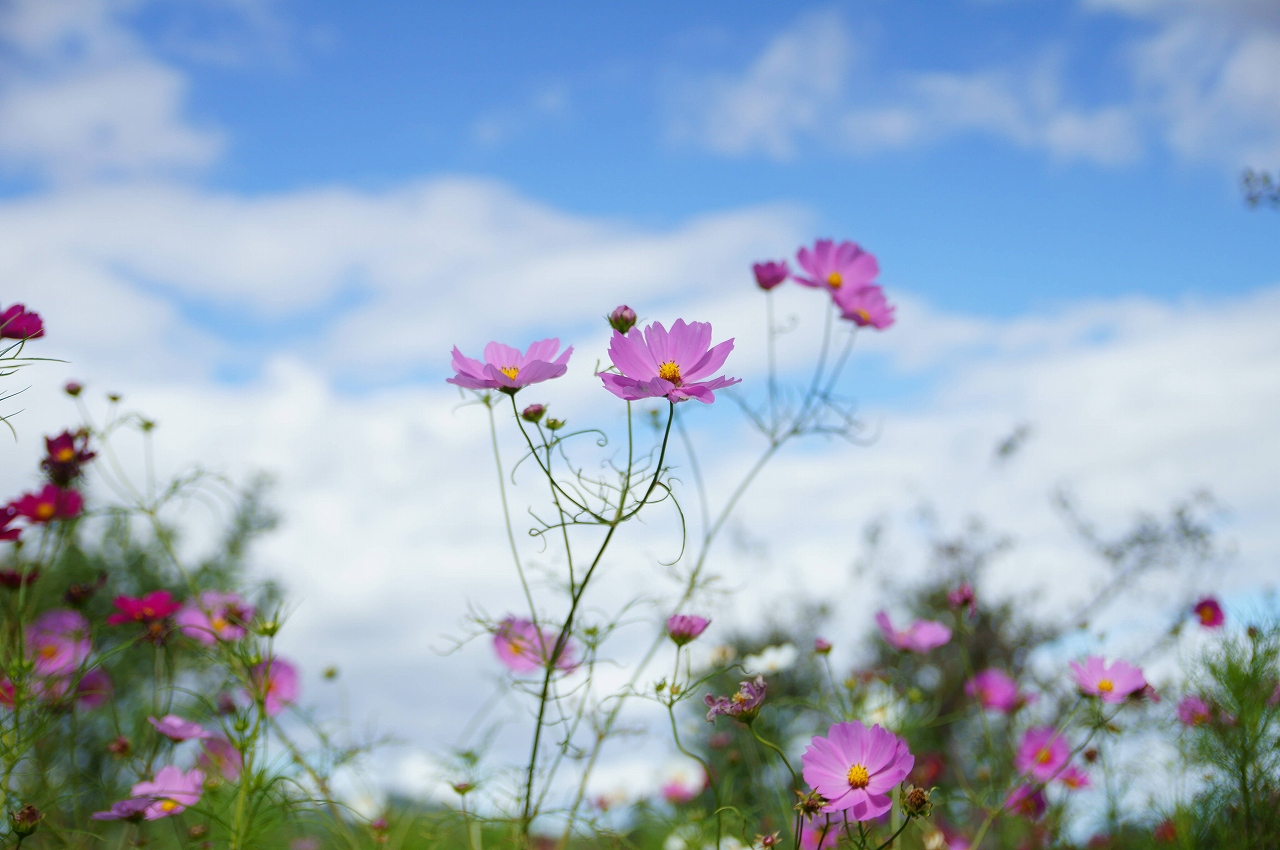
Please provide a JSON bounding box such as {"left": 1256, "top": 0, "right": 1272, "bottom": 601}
{"left": 39, "top": 644, "right": 58, "bottom": 659}
{"left": 500, "top": 366, "right": 519, "bottom": 380}
{"left": 731, "top": 692, "right": 748, "bottom": 705}
{"left": 160, "top": 799, "right": 179, "bottom": 812}
{"left": 657, "top": 361, "right": 681, "bottom": 383}
{"left": 1036, "top": 748, "right": 1053, "bottom": 764}
{"left": 1198, "top": 606, "right": 1214, "bottom": 623}
{"left": 853, "top": 308, "right": 870, "bottom": 323}
{"left": 211, "top": 617, "right": 228, "bottom": 631}
{"left": 846, "top": 764, "right": 870, "bottom": 789}
{"left": 826, "top": 271, "right": 843, "bottom": 288}
{"left": 35, "top": 503, "right": 55, "bottom": 521}
{"left": 55, "top": 448, "right": 76, "bottom": 462}
{"left": 1097, "top": 679, "right": 1114, "bottom": 693}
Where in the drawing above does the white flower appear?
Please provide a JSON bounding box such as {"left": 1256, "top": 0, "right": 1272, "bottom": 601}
{"left": 664, "top": 825, "right": 698, "bottom": 850}
{"left": 742, "top": 643, "right": 798, "bottom": 674}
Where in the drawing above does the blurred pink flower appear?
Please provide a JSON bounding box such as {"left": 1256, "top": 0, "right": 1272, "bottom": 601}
{"left": 834, "top": 285, "right": 895, "bottom": 329}
{"left": 704, "top": 675, "right": 767, "bottom": 723}
{"left": 814, "top": 637, "right": 832, "bottom": 654}
{"left": 600, "top": 320, "right": 740, "bottom": 404}
{"left": 42, "top": 431, "right": 95, "bottom": 487}
{"left": 794, "top": 239, "right": 879, "bottom": 294}
{"left": 11, "top": 484, "right": 82, "bottom": 524}
{"left": 91, "top": 798, "right": 151, "bottom": 822}
{"left": 176, "top": 591, "right": 254, "bottom": 645}
{"left": 947, "top": 583, "right": 975, "bottom": 612}
{"left": 1069, "top": 656, "right": 1147, "bottom": 703}
{"left": 1015, "top": 727, "right": 1069, "bottom": 781}
{"left": 1058, "top": 766, "right": 1091, "bottom": 790}
{"left": 1177, "top": 695, "right": 1211, "bottom": 726}
{"left": 1005, "top": 784, "right": 1046, "bottom": 819}
{"left": 799, "top": 818, "right": 840, "bottom": 849}
{"left": 75, "top": 668, "right": 112, "bottom": 709}
{"left": 107, "top": 590, "right": 181, "bottom": 626}
{"left": 800, "top": 720, "right": 914, "bottom": 820}
{"left": 0, "top": 505, "right": 20, "bottom": 542}
{"left": 492, "top": 616, "right": 580, "bottom": 674}
{"left": 875, "top": 611, "right": 951, "bottom": 653}
{"left": 129, "top": 766, "right": 204, "bottom": 820}
{"left": 199, "top": 736, "right": 243, "bottom": 781}
{"left": 448, "top": 339, "right": 572, "bottom": 393}
{"left": 1193, "top": 597, "right": 1224, "bottom": 629}
{"left": 248, "top": 657, "right": 299, "bottom": 716}
{"left": 0, "top": 304, "right": 44, "bottom": 339}
{"left": 28, "top": 609, "right": 91, "bottom": 676}
{"left": 666, "top": 614, "right": 710, "bottom": 646}
{"left": 660, "top": 764, "right": 706, "bottom": 804}
{"left": 149, "top": 714, "right": 212, "bottom": 742}
{"left": 752, "top": 260, "right": 790, "bottom": 290}
{"left": 965, "top": 669, "right": 1026, "bottom": 713}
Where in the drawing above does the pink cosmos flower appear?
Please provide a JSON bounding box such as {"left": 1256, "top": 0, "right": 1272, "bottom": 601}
{"left": 799, "top": 818, "right": 840, "bottom": 849}
{"left": 1005, "top": 784, "right": 1046, "bottom": 819}
{"left": 834, "top": 285, "right": 895, "bottom": 329}
{"left": 666, "top": 614, "right": 710, "bottom": 646}
{"left": 447, "top": 339, "right": 573, "bottom": 393}
{"left": 149, "top": 714, "right": 212, "bottom": 742}
{"left": 129, "top": 766, "right": 204, "bottom": 820}
{"left": 91, "top": 798, "right": 152, "bottom": 822}
{"left": 0, "top": 567, "right": 36, "bottom": 587}
{"left": 947, "top": 583, "right": 975, "bottom": 613}
{"left": 753, "top": 260, "right": 790, "bottom": 290}
{"left": 1014, "top": 727, "right": 1069, "bottom": 781}
{"left": 76, "top": 668, "right": 112, "bottom": 709}
{"left": 248, "top": 657, "right": 299, "bottom": 716}
{"left": 28, "top": 609, "right": 91, "bottom": 676}
{"left": 0, "top": 304, "right": 44, "bottom": 339}
{"left": 704, "top": 675, "right": 767, "bottom": 723}
{"left": 1069, "top": 656, "right": 1147, "bottom": 703}
{"left": 794, "top": 239, "right": 879, "bottom": 294}
{"left": 492, "top": 616, "right": 580, "bottom": 673}
{"left": 599, "top": 319, "right": 740, "bottom": 404}
{"left": 42, "top": 431, "right": 95, "bottom": 487}
{"left": 1177, "top": 695, "right": 1211, "bottom": 726}
{"left": 1192, "top": 597, "right": 1224, "bottom": 629}
{"left": 965, "top": 669, "right": 1025, "bottom": 713}
{"left": 107, "top": 590, "right": 182, "bottom": 626}
{"left": 800, "top": 720, "right": 914, "bottom": 820}
{"left": 175, "top": 591, "right": 254, "bottom": 645}
{"left": 11, "top": 484, "right": 82, "bottom": 524}
{"left": 875, "top": 611, "right": 951, "bottom": 653}
{"left": 199, "top": 736, "right": 243, "bottom": 781}
{"left": 1058, "top": 766, "right": 1091, "bottom": 790}
{"left": 660, "top": 764, "right": 707, "bottom": 804}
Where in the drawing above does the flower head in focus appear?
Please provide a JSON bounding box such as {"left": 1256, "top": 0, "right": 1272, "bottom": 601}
{"left": 600, "top": 320, "right": 740, "bottom": 404}
{"left": 834, "top": 285, "right": 895, "bottom": 329}
{"left": 448, "top": 339, "right": 573, "bottom": 393}
{"left": 875, "top": 611, "right": 951, "bottom": 653}
{"left": 1004, "top": 785, "right": 1046, "bottom": 819}
{"left": 752, "top": 260, "right": 790, "bottom": 290}
{"left": 1014, "top": 727, "right": 1069, "bottom": 781}
{"left": 11, "top": 484, "right": 82, "bottom": 524}
{"left": 520, "top": 404, "right": 546, "bottom": 423}
{"left": 1192, "top": 597, "right": 1224, "bottom": 629}
{"left": 492, "top": 616, "right": 579, "bottom": 674}
{"left": 667, "top": 614, "right": 710, "bottom": 647}
{"left": 248, "top": 657, "right": 300, "bottom": 716}
{"left": 0, "top": 304, "right": 44, "bottom": 339}
{"left": 800, "top": 720, "right": 914, "bottom": 820}
{"left": 41, "top": 431, "right": 95, "bottom": 487}
{"left": 794, "top": 240, "right": 879, "bottom": 294}
{"left": 704, "top": 675, "right": 767, "bottom": 723}
{"left": 608, "top": 305, "right": 638, "bottom": 334}
{"left": 1177, "top": 694, "right": 1212, "bottom": 726}
{"left": 175, "top": 591, "right": 254, "bottom": 645}
{"left": 1069, "top": 656, "right": 1147, "bottom": 703}
{"left": 965, "top": 669, "right": 1028, "bottom": 714}
{"left": 148, "top": 715, "right": 211, "bottom": 742}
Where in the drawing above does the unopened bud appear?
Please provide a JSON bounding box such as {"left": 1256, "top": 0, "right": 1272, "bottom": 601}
{"left": 11, "top": 804, "right": 42, "bottom": 837}
{"left": 813, "top": 638, "right": 832, "bottom": 655}
{"left": 902, "top": 785, "right": 932, "bottom": 819}
{"left": 107, "top": 393, "right": 121, "bottom": 403}
{"left": 107, "top": 736, "right": 132, "bottom": 758}
{"left": 607, "top": 305, "right": 637, "bottom": 334}
{"left": 188, "top": 824, "right": 209, "bottom": 839}
{"left": 794, "top": 789, "right": 828, "bottom": 818}
{"left": 323, "top": 665, "right": 339, "bottom": 680}
{"left": 64, "top": 382, "right": 82, "bottom": 397}
{"left": 451, "top": 782, "right": 474, "bottom": 796}
{"left": 521, "top": 404, "right": 546, "bottom": 423}
{"left": 545, "top": 418, "right": 566, "bottom": 431}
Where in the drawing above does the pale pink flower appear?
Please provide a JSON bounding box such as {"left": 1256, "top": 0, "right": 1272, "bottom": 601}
{"left": 1058, "top": 766, "right": 1091, "bottom": 790}
{"left": 794, "top": 239, "right": 879, "bottom": 294}
{"left": 148, "top": 714, "right": 212, "bottom": 742}
{"left": 94, "top": 766, "right": 205, "bottom": 821}
{"left": 965, "top": 669, "right": 1026, "bottom": 713}
{"left": 875, "top": 611, "right": 951, "bottom": 653}
{"left": 175, "top": 591, "right": 254, "bottom": 645}
{"left": 492, "top": 616, "right": 580, "bottom": 674}
{"left": 199, "top": 736, "right": 243, "bottom": 781}
{"left": 248, "top": 657, "right": 300, "bottom": 716}
{"left": 599, "top": 319, "right": 740, "bottom": 404}
{"left": 1014, "top": 727, "right": 1069, "bottom": 781}
{"left": 666, "top": 614, "right": 710, "bottom": 646}
{"left": 1069, "top": 656, "right": 1147, "bottom": 703}
{"left": 1005, "top": 784, "right": 1045, "bottom": 819}
{"left": 448, "top": 339, "right": 573, "bottom": 392}
{"left": 800, "top": 720, "right": 914, "bottom": 820}
{"left": 1177, "top": 695, "right": 1211, "bottom": 727}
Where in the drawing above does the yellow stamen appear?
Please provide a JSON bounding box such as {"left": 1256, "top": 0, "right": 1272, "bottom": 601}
{"left": 55, "top": 448, "right": 75, "bottom": 462}
{"left": 846, "top": 764, "right": 870, "bottom": 789}
{"left": 211, "top": 617, "right": 228, "bottom": 631}
{"left": 160, "top": 799, "right": 179, "bottom": 812}
{"left": 854, "top": 308, "right": 870, "bottom": 323}
{"left": 34, "top": 503, "right": 55, "bottom": 521}
{"left": 1036, "top": 748, "right": 1053, "bottom": 764}
{"left": 1097, "top": 679, "right": 1114, "bottom": 693}
{"left": 657, "top": 361, "right": 681, "bottom": 383}
{"left": 39, "top": 645, "right": 58, "bottom": 659}
{"left": 826, "top": 271, "right": 843, "bottom": 288}
{"left": 500, "top": 366, "right": 519, "bottom": 380}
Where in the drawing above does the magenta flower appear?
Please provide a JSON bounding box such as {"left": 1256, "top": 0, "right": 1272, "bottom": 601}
{"left": 800, "top": 720, "right": 914, "bottom": 820}
{"left": 1058, "top": 766, "right": 1091, "bottom": 790}
{"left": 42, "top": 431, "right": 95, "bottom": 487}
{"left": 1005, "top": 784, "right": 1046, "bottom": 819}
{"left": 599, "top": 320, "right": 740, "bottom": 404}
{"left": 965, "top": 669, "right": 1026, "bottom": 713}
{"left": 149, "top": 714, "right": 212, "bottom": 742}
{"left": 0, "top": 506, "right": 20, "bottom": 542}
{"left": 11, "top": 484, "right": 82, "bottom": 524}
{"left": 28, "top": 609, "right": 91, "bottom": 676}
{"left": 1177, "top": 695, "right": 1211, "bottom": 727}
{"left": 248, "top": 657, "right": 299, "bottom": 716}
{"left": 1014, "top": 727, "right": 1069, "bottom": 781}
{"left": 1193, "top": 597, "right": 1224, "bottom": 629}
{"left": 91, "top": 798, "right": 152, "bottom": 822}
{"left": 130, "top": 766, "right": 204, "bottom": 820}
{"left": 0, "top": 304, "right": 44, "bottom": 339}
{"left": 834, "top": 285, "right": 895, "bottom": 329}
{"left": 199, "top": 736, "right": 243, "bottom": 781}
{"left": 76, "top": 668, "right": 112, "bottom": 709}
{"left": 704, "top": 675, "right": 767, "bottom": 723}
{"left": 175, "top": 591, "right": 254, "bottom": 645}
{"left": 666, "top": 614, "right": 710, "bottom": 646}
{"left": 947, "top": 583, "right": 975, "bottom": 613}
{"left": 107, "top": 590, "right": 182, "bottom": 626}
{"left": 492, "top": 616, "right": 580, "bottom": 674}
{"left": 794, "top": 239, "right": 879, "bottom": 294}
{"left": 753, "top": 260, "right": 790, "bottom": 290}
{"left": 447, "top": 339, "right": 573, "bottom": 393}
{"left": 1069, "top": 656, "right": 1147, "bottom": 703}
{"left": 875, "top": 611, "right": 951, "bottom": 653}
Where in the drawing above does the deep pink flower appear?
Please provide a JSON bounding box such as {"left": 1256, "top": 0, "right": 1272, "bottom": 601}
{"left": 794, "top": 240, "right": 879, "bottom": 294}
{"left": 599, "top": 319, "right": 740, "bottom": 404}
{"left": 1058, "top": 766, "right": 1091, "bottom": 790}
{"left": 1177, "top": 695, "right": 1211, "bottom": 726}
{"left": 129, "top": 766, "right": 204, "bottom": 820}
{"left": 199, "top": 736, "right": 243, "bottom": 781}
{"left": 42, "top": 431, "right": 95, "bottom": 487}
{"left": 1069, "top": 656, "right": 1147, "bottom": 703}
{"left": 175, "top": 591, "right": 254, "bottom": 645}
{"left": 1193, "top": 597, "right": 1224, "bottom": 629}
{"left": 834, "top": 285, "right": 895, "bottom": 329}
{"left": 149, "top": 714, "right": 212, "bottom": 742}
{"left": 248, "top": 657, "right": 299, "bottom": 716}
{"left": 492, "top": 616, "right": 580, "bottom": 674}
{"left": 28, "top": 609, "right": 91, "bottom": 676}
{"left": 0, "top": 304, "right": 44, "bottom": 339}
{"left": 666, "top": 614, "right": 710, "bottom": 646}
{"left": 0, "top": 505, "right": 19, "bottom": 542}
{"left": 947, "top": 583, "right": 975, "bottom": 612}
{"left": 753, "top": 260, "right": 790, "bottom": 290}
{"left": 965, "top": 669, "right": 1025, "bottom": 713}
{"left": 800, "top": 720, "right": 914, "bottom": 820}
{"left": 107, "top": 590, "right": 182, "bottom": 626}
{"left": 1014, "top": 727, "right": 1069, "bottom": 781}
{"left": 608, "top": 305, "right": 638, "bottom": 334}
{"left": 704, "top": 675, "right": 767, "bottom": 723}
{"left": 11, "top": 484, "right": 82, "bottom": 524}
{"left": 1005, "top": 784, "right": 1046, "bottom": 819}
{"left": 447, "top": 339, "right": 573, "bottom": 393}
{"left": 875, "top": 611, "right": 951, "bottom": 653}
{"left": 76, "top": 668, "right": 112, "bottom": 709}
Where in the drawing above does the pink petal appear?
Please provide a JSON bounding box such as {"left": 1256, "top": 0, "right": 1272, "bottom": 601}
{"left": 683, "top": 338, "right": 734, "bottom": 382}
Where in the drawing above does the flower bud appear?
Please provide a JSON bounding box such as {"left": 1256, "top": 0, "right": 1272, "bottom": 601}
{"left": 188, "top": 825, "right": 209, "bottom": 839}
{"left": 521, "top": 404, "right": 546, "bottom": 423}
{"left": 451, "top": 782, "right": 474, "bottom": 796}
{"left": 107, "top": 393, "right": 121, "bottom": 403}
{"left": 106, "top": 736, "right": 131, "bottom": 757}
{"left": 10, "top": 804, "right": 42, "bottom": 837}
{"left": 607, "top": 305, "right": 637, "bottom": 334}
{"left": 813, "top": 637, "right": 832, "bottom": 655}
{"left": 545, "top": 418, "right": 566, "bottom": 431}
{"left": 902, "top": 785, "right": 933, "bottom": 819}
{"left": 323, "top": 665, "right": 339, "bottom": 680}
{"left": 752, "top": 260, "right": 789, "bottom": 290}
{"left": 794, "top": 789, "right": 828, "bottom": 818}
{"left": 64, "top": 381, "right": 82, "bottom": 397}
